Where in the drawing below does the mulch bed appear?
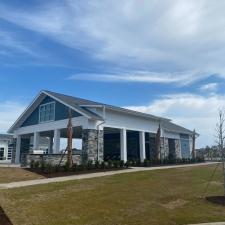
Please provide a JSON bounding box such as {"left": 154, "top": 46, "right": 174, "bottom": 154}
{"left": 206, "top": 196, "right": 225, "bottom": 206}
{"left": 26, "top": 168, "right": 129, "bottom": 178}
{"left": 0, "top": 206, "right": 13, "bottom": 225}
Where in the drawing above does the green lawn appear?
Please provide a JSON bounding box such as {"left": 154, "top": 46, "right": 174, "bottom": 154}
{"left": 0, "top": 168, "right": 44, "bottom": 183}
{"left": 0, "top": 164, "right": 224, "bottom": 225}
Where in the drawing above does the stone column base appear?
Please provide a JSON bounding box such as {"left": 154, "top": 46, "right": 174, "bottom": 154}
{"left": 82, "top": 129, "right": 104, "bottom": 162}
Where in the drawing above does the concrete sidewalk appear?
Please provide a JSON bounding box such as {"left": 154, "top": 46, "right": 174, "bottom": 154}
{"left": 188, "top": 223, "right": 225, "bottom": 225}
{"left": 0, "top": 162, "right": 218, "bottom": 189}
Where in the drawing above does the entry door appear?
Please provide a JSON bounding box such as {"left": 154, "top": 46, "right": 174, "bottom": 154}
{"left": 0, "top": 147, "right": 4, "bottom": 160}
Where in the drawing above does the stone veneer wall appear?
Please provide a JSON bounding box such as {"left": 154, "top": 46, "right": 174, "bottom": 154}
{"left": 160, "top": 138, "right": 169, "bottom": 159}
{"left": 175, "top": 139, "right": 182, "bottom": 159}
{"left": 82, "top": 129, "right": 104, "bottom": 162}
{"left": 22, "top": 154, "right": 82, "bottom": 167}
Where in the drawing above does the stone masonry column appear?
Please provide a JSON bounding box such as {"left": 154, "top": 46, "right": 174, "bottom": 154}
{"left": 175, "top": 139, "right": 182, "bottom": 159}
{"left": 82, "top": 129, "right": 104, "bottom": 162}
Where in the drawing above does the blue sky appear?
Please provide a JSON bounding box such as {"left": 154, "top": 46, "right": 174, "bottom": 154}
{"left": 1, "top": 0, "right": 225, "bottom": 147}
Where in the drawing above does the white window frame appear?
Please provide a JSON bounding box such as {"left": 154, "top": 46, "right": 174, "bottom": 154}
{"left": 39, "top": 101, "right": 55, "bottom": 124}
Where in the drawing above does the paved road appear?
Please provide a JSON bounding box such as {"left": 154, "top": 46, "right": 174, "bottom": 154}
{"left": 0, "top": 162, "right": 218, "bottom": 189}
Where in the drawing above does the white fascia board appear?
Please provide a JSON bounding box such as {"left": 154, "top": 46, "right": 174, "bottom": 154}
{"left": 14, "top": 116, "right": 88, "bottom": 135}
{"left": 9, "top": 91, "right": 94, "bottom": 134}
{"left": 42, "top": 91, "right": 92, "bottom": 119}
{"left": 79, "top": 105, "right": 104, "bottom": 107}
{"left": 8, "top": 91, "right": 45, "bottom": 133}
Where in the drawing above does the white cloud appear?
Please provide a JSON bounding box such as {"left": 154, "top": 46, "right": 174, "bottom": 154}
{"left": 126, "top": 93, "right": 225, "bottom": 148}
{"left": 69, "top": 70, "right": 209, "bottom": 85}
{"left": 1, "top": 1, "right": 225, "bottom": 83}
{"left": 0, "top": 101, "right": 25, "bottom": 133}
{"left": 200, "top": 82, "right": 218, "bottom": 92}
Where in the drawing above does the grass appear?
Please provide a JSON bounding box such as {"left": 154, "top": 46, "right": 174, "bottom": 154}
{"left": 0, "top": 168, "right": 44, "bottom": 183}
{"left": 0, "top": 164, "right": 224, "bottom": 225}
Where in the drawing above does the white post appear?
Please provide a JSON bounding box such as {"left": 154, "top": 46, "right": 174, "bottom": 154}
{"left": 15, "top": 135, "right": 21, "bottom": 164}
{"left": 33, "top": 132, "right": 40, "bottom": 150}
{"left": 140, "top": 131, "right": 146, "bottom": 162}
{"left": 120, "top": 128, "right": 127, "bottom": 162}
{"left": 53, "top": 129, "right": 61, "bottom": 153}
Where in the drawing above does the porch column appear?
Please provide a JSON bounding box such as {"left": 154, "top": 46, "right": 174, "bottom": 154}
{"left": 120, "top": 128, "right": 127, "bottom": 162}
{"left": 15, "top": 135, "right": 21, "bottom": 164}
{"left": 139, "top": 131, "right": 146, "bottom": 162}
{"left": 33, "top": 132, "right": 40, "bottom": 150}
{"left": 48, "top": 137, "right": 53, "bottom": 154}
{"left": 53, "top": 129, "right": 61, "bottom": 153}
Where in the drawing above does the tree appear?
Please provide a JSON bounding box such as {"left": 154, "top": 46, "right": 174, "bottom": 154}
{"left": 67, "top": 109, "right": 73, "bottom": 168}
{"left": 215, "top": 110, "right": 225, "bottom": 196}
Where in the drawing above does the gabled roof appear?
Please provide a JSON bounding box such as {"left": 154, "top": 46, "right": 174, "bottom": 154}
{"left": 0, "top": 133, "right": 13, "bottom": 140}
{"left": 8, "top": 91, "right": 104, "bottom": 133}
{"left": 44, "top": 90, "right": 170, "bottom": 122}
{"left": 8, "top": 90, "right": 196, "bottom": 136}
{"left": 163, "top": 121, "right": 197, "bottom": 136}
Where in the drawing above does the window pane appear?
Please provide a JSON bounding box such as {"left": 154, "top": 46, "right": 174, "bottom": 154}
{"left": 39, "top": 102, "right": 55, "bottom": 123}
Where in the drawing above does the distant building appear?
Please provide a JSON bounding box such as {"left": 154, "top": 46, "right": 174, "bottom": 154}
{"left": 0, "top": 134, "right": 14, "bottom": 163}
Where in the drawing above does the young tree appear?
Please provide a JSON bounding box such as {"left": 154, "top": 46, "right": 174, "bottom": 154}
{"left": 215, "top": 110, "right": 225, "bottom": 195}
{"left": 67, "top": 109, "right": 73, "bottom": 168}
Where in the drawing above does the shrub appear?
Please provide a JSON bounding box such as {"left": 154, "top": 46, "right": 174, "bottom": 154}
{"left": 77, "top": 164, "right": 86, "bottom": 171}
{"left": 144, "top": 159, "right": 150, "bottom": 167}
{"left": 30, "top": 160, "right": 35, "bottom": 169}
{"left": 113, "top": 160, "right": 120, "bottom": 168}
{"left": 95, "top": 160, "right": 100, "bottom": 169}
{"left": 87, "top": 160, "right": 93, "bottom": 170}
{"left": 45, "top": 162, "right": 54, "bottom": 174}
{"left": 107, "top": 160, "right": 113, "bottom": 168}
{"left": 71, "top": 163, "right": 77, "bottom": 172}
{"left": 119, "top": 160, "right": 124, "bottom": 168}
{"left": 64, "top": 161, "right": 70, "bottom": 172}
{"left": 34, "top": 161, "right": 40, "bottom": 169}
{"left": 40, "top": 160, "right": 47, "bottom": 172}
{"left": 101, "top": 161, "right": 107, "bottom": 169}
{"left": 125, "top": 160, "right": 132, "bottom": 168}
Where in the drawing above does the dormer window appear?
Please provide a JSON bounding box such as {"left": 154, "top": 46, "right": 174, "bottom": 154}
{"left": 39, "top": 102, "right": 55, "bottom": 123}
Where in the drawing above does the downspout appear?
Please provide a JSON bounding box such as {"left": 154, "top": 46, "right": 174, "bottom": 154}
{"left": 96, "top": 106, "right": 106, "bottom": 161}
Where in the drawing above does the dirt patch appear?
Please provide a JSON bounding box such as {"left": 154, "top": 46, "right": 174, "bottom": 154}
{"left": 26, "top": 168, "right": 128, "bottom": 178}
{"left": 206, "top": 196, "right": 225, "bottom": 206}
{"left": 0, "top": 206, "right": 13, "bottom": 225}
{"left": 161, "top": 199, "right": 189, "bottom": 209}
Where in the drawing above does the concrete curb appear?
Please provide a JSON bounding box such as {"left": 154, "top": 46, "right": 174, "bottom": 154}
{"left": 0, "top": 162, "right": 218, "bottom": 189}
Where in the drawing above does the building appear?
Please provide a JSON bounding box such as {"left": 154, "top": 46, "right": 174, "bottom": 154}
{"left": 0, "top": 134, "right": 14, "bottom": 163}
{"left": 8, "top": 90, "right": 197, "bottom": 165}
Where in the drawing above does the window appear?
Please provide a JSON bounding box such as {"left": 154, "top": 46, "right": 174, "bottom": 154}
{"left": 7, "top": 146, "right": 13, "bottom": 160}
{"left": 39, "top": 102, "right": 55, "bottom": 123}
{"left": 0, "top": 148, "right": 4, "bottom": 160}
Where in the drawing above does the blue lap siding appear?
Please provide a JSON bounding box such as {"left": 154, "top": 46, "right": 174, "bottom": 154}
{"left": 21, "top": 96, "right": 81, "bottom": 127}
{"left": 180, "top": 134, "right": 191, "bottom": 158}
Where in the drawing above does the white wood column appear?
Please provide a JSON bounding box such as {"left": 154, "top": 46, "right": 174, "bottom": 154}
{"left": 33, "top": 132, "right": 40, "bottom": 150}
{"left": 48, "top": 137, "right": 53, "bottom": 154}
{"left": 53, "top": 129, "right": 61, "bottom": 153}
{"left": 15, "top": 135, "right": 21, "bottom": 164}
{"left": 139, "top": 131, "right": 146, "bottom": 162}
{"left": 120, "top": 128, "right": 127, "bottom": 162}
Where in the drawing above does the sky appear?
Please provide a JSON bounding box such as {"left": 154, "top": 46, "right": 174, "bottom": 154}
{"left": 0, "top": 0, "right": 225, "bottom": 148}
